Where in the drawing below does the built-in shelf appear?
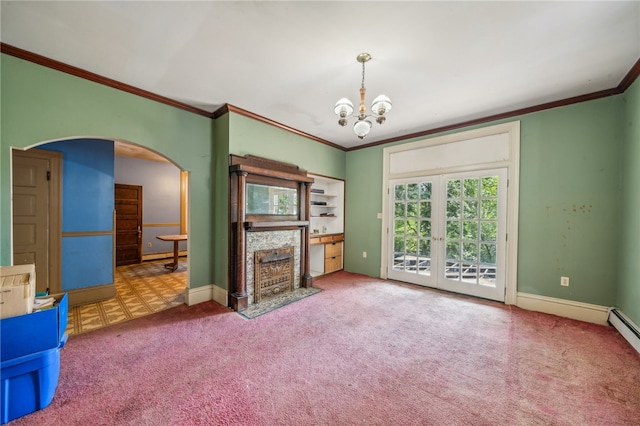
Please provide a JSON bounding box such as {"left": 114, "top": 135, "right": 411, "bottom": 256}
{"left": 308, "top": 174, "right": 344, "bottom": 236}
{"left": 308, "top": 174, "right": 344, "bottom": 276}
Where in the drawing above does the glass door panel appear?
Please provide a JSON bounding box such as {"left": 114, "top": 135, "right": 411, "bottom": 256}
{"left": 389, "top": 179, "right": 436, "bottom": 286}
{"left": 439, "top": 170, "right": 506, "bottom": 301}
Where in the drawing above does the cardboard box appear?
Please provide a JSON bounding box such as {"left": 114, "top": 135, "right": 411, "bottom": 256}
{"left": 0, "top": 265, "right": 36, "bottom": 319}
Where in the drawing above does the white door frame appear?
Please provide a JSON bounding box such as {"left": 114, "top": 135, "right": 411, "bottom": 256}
{"left": 381, "top": 121, "right": 520, "bottom": 305}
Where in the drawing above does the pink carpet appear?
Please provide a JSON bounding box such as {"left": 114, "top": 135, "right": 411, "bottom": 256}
{"left": 10, "top": 272, "right": 640, "bottom": 425}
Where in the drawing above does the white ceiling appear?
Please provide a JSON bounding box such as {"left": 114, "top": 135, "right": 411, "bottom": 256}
{"left": 1, "top": 1, "right": 639, "bottom": 150}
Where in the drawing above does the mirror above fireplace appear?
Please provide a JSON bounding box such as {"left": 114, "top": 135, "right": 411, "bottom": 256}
{"left": 246, "top": 183, "right": 298, "bottom": 216}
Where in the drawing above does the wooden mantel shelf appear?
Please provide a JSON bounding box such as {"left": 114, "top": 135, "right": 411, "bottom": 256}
{"left": 244, "top": 220, "right": 310, "bottom": 231}
{"left": 231, "top": 164, "right": 315, "bottom": 183}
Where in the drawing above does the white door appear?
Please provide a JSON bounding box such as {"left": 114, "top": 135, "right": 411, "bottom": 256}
{"left": 388, "top": 168, "right": 507, "bottom": 301}
{"left": 12, "top": 149, "right": 61, "bottom": 294}
{"left": 388, "top": 177, "right": 438, "bottom": 287}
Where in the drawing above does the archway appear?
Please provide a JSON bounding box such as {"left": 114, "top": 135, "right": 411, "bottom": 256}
{"left": 11, "top": 137, "right": 190, "bottom": 334}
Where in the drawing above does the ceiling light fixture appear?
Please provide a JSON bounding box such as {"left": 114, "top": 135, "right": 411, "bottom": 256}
{"left": 334, "top": 53, "right": 392, "bottom": 140}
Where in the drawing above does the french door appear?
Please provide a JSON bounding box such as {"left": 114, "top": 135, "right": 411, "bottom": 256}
{"left": 388, "top": 168, "right": 507, "bottom": 301}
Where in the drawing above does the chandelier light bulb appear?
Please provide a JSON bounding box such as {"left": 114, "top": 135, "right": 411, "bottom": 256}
{"left": 353, "top": 119, "right": 372, "bottom": 139}
{"left": 334, "top": 98, "right": 354, "bottom": 118}
{"left": 334, "top": 53, "right": 391, "bottom": 139}
{"left": 371, "top": 94, "right": 392, "bottom": 116}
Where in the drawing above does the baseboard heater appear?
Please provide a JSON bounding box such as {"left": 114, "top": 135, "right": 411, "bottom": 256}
{"left": 608, "top": 308, "right": 640, "bottom": 354}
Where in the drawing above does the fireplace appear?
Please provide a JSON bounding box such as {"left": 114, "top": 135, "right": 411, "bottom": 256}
{"left": 253, "top": 246, "right": 294, "bottom": 303}
{"left": 228, "top": 155, "right": 314, "bottom": 311}
{"left": 247, "top": 231, "right": 301, "bottom": 305}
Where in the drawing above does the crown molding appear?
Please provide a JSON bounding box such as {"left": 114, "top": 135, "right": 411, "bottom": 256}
{"left": 212, "top": 104, "right": 230, "bottom": 119}
{"left": 349, "top": 59, "right": 639, "bottom": 152}
{"left": 349, "top": 88, "right": 621, "bottom": 151}
{"left": 2, "top": 42, "right": 637, "bottom": 153}
{"left": 215, "top": 104, "right": 345, "bottom": 151}
{"left": 0, "top": 42, "right": 344, "bottom": 151}
{"left": 0, "top": 42, "right": 212, "bottom": 118}
{"left": 618, "top": 57, "right": 640, "bottom": 93}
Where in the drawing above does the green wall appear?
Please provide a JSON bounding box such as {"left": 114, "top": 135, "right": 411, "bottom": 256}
{"left": 229, "top": 113, "right": 346, "bottom": 180}
{"left": 345, "top": 96, "right": 623, "bottom": 308}
{"left": 619, "top": 78, "right": 640, "bottom": 325}
{"left": 213, "top": 114, "right": 230, "bottom": 290}
{"left": 344, "top": 147, "right": 384, "bottom": 276}
{"left": 0, "top": 54, "right": 215, "bottom": 290}
{"left": 517, "top": 98, "right": 621, "bottom": 306}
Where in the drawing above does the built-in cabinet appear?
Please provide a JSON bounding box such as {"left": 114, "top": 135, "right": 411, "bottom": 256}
{"left": 308, "top": 174, "right": 345, "bottom": 277}
{"left": 310, "top": 234, "right": 344, "bottom": 276}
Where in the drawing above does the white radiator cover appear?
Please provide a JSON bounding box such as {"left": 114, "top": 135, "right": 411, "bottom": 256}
{"left": 608, "top": 308, "right": 640, "bottom": 354}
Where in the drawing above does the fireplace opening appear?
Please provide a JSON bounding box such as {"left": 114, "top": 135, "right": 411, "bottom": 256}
{"left": 254, "top": 246, "right": 294, "bottom": 303}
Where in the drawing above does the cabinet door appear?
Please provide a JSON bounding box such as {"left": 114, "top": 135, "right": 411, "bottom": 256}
{"left": 324, "top": 241, "right": 343, "bottom": 273}
{"left": 325, "top": 256, "right": 343, "bottom": 273}
{"left": 325, "top": 241, "right": 342, "bottom": 258}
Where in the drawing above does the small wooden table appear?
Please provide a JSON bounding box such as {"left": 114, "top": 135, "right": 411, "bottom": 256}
{"left": 156, "top": 234, "right": 187, "bottom": 272}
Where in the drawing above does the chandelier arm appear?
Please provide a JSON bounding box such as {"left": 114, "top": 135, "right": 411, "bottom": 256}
{"left": 344, "top": 114, "right": 384, "bottom": 122}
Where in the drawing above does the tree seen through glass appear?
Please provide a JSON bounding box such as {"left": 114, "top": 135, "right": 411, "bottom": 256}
{"left": 446, "top": 176, "right": 498, "bottom": 285}
{"left": 393, "top": 182, "right": 432, "bottom": 275}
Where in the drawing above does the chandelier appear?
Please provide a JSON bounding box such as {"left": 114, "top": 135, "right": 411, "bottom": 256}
{"left": 334, "top": 53, "right": 392, "bottom": 140}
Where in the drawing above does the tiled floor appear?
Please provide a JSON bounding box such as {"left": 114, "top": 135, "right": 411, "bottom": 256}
{"left": 65, "top": 258, "right": 187, "bottom": 336}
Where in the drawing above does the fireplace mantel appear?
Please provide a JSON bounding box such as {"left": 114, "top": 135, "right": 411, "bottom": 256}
{"left": 228, "top": 155, "right": 314, "bottom": 311}
{"left": 244, "top": 220, "right": 310, "bottom": 231}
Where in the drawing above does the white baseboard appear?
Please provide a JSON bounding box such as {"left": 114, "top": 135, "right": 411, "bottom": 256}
{"left": 516, "top": 292, "right": 609, "bottom": 325}
{"left": 185, "top": 285, "right": 212, "bottom": 306}
{"left": 608, "top": 309, "right": 640, "bottom": 354}
{"left": 185, "top": 284, "right": 228, "bottom": 307}
{"left": 212, "top": 284, "right": 228, "bottom": 307}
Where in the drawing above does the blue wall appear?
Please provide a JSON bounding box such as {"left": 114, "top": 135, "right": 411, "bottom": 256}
{"left": 114, "top": 156, "right": 186, "bottom": 255}
{"left": 41, "top": 138, "right": 114, "bottom": 291}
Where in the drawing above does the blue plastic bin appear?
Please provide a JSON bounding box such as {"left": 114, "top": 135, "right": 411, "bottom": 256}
{"left": 0, "top": 294, "right": 68, "bottom": 361}
{"left": 0, "top": 335, "right": 66, "bottom": 424}
{"left": 0, "top": 293, "right": 68, "bottom": 424}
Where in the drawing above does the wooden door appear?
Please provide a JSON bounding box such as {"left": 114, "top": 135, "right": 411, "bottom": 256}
{"left": 12, "top": 149, "right": 62, "bottom": 294}
{"left": 115, "top": 184, "right": 142, "bottom": 266}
